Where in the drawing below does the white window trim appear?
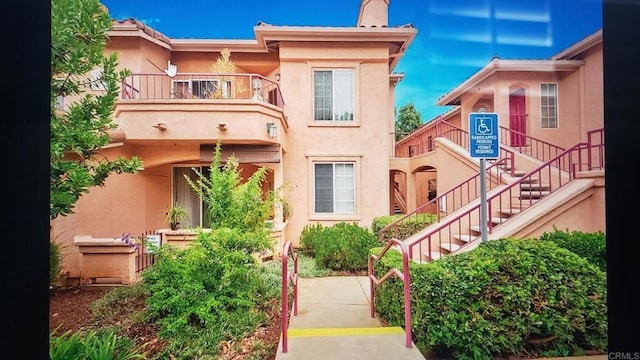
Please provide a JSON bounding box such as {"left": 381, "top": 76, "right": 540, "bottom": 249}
{"left": 89, "top": 68, "right": 107, "bottom": 91}
{"left": 309, "top": 64, "right": 360, "bottom": 127}
{"left": 307, "top": 155, "right": 362, "bottom": 221}
{"left": 540, "top": 82, "right": 559, "bottom": 129}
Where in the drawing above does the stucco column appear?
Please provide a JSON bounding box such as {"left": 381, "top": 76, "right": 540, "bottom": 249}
{"left": 406, "top": 169, "right": 417, "bottom": 213}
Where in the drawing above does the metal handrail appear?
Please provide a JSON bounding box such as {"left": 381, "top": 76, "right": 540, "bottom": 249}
{"left": 498, "top": 126, "right": 565, "bottom": 164}
{"left": 280, "top": 241, "right": 298, "bottom": 354}
{"left": 120, "top": 72, "right": 284, "bottom": 107}
{"left": 408, "top": 129, "right": 604, "bottom": 261}
{"left": 368, "top": 238, "right": 412, "bottom": 348}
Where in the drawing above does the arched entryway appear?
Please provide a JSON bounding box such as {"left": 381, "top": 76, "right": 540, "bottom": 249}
{"left": 413, "top": 166, "right": 437, "bottom": 214}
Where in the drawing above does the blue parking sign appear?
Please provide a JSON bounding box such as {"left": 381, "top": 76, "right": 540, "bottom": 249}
{"left": 469, "top": 113, "right": 499, "bottom": 158}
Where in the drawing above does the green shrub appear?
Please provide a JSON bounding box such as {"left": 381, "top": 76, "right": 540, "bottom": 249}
{"left": 372, "top": 238, "right": 607, "bottom": 360}
{"left": 49, "top": 329, "right": 146, "bottom": 360}
{"left": 539, "top": 227, "right": 606, "bottom": 272}
{"left": 314, "top": 222, "right": 379, "bottom": 271}
{"left": 299, "top": 223, "right": 325, "bottom": 256}
{"left": 372, "top": 213, "right": 438, "bottom": 243}
{"left": 50, "top": 241, "right": 62, "bottom": 287}
{"left": 142, "top": 228, "right": 272, "bottom": 357}
{"left": 90, "top": 282, "right": 149, "bottom": 322}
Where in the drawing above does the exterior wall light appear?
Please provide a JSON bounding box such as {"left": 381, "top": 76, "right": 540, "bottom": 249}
{"left": 266, "top": 122, "right": 277, "bottom": 138}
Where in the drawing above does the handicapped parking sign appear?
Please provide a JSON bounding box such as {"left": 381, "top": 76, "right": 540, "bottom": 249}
{"left": 469, "top": 112, "right": 499, "bottom": 158}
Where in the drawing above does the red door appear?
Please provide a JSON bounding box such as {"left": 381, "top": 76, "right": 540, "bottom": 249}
{"left": 509, "top": 89, "right": 526, "bottom": 147}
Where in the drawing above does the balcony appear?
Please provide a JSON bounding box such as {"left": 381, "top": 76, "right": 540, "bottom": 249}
{"left": 115, "top": 73, "right": 287, "bottom": 143}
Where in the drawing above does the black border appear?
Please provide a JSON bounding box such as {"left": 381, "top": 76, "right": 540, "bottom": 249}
{"left": 2, "top": 0, "right": 51, "bottom": 356}
{"left": 603, "top": 0, "right": 640, "bottom": 354}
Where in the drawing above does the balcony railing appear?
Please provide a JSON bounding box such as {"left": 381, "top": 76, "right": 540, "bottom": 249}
{"left": 121, "top": 73, "right": 284, "bottom": 107}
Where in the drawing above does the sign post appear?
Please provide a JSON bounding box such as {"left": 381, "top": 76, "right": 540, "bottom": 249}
{"left": 468, "top": 112, "right": 499, "bottom": 242}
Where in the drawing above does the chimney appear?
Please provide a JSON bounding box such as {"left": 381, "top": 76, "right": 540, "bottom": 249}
{"left": 357, "top": 0, "right": 389, "bottom": 28}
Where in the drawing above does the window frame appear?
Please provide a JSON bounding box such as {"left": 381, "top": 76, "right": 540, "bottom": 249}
{"left": 308, "top": 155, "right": 362, "bottom": 221}
{"left": 312, "top": 68, "right": 356, "bottom": 124}
{"left": 540, "top": 82, "right": 559, "bottom": 129}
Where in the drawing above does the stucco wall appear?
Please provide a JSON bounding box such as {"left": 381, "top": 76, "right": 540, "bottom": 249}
{"left": 279, "top": 42, "right": 392, "bottom": 245}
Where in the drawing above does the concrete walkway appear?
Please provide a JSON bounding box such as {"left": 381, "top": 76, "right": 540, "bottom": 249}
{"left": 274, "top": 276, "right": 426, "bottom": 360}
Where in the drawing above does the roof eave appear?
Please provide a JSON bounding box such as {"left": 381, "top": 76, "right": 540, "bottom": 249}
{"left": 436, "top": 59, "right": 585, "bottom": 106}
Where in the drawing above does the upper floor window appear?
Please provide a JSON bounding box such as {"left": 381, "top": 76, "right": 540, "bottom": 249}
{"left": 540, "top": 83, "right": 558, "bottom": 128}
{"left": 314, "top": 69, "right": 354, "bottom": 122}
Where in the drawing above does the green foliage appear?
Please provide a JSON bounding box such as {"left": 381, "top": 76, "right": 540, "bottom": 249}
{"left": 49, "top": 329, "right": 146, "bottom": 360}
{"left": 90, "top": 282, "right": 149, "bottom": 322}
{"left": 395, "top": 103, "right": 423, "bottom": 141}
{"left": 166, "top": 204, "right": 190, "bottom": 229}
{"left": 184, "top": 141, "right": 275, "bottom": 233}
{"left": 372, "top": 213, "right": 438, "bottom": 243}
{"left": 50, "top": 241, "right": 62, "bottom": 287}
{"left": 312, "top": 222, "right": 379, "bottom": 271}
{"left": 142, "top": 228, "right": 272, "bottom": 357}
{"left": 299, "top": 223, "right": 325, "bottom": 256}
{"left": 50, "top": 0, "right": 143, "bottom": 219}
{"left": 539, "top": 227, "right": 606, "bottom": 272}
{"left": 372, "top": 238, "right": 607, "bottom": 359}
{"left": 257, "top": 253, "right": 334, "bottom": 281}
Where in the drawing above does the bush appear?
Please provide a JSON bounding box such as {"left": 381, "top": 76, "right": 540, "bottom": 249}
{"left": 50, "top": 241, "right": 62, "bottom": 288}
{"left": 299, "top": 223, "right": 325, "bottom": 257}
{"left": 371, "top": 238, "right": 607, "bottom": 359}
{"left": 538, "top": 227, "right": 606, "bottom": 272}
{"left": 372, "top": 213, "right": 438, "bottom": 243}
{"left": 142, "top": 228, "right": 272, "bottom": 358}
{"left": 313, "top": 222, "right": 379, "bottom": 271}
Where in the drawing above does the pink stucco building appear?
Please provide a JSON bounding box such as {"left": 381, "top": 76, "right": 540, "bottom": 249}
{"left": 52, "top": 0, "right": 417, "bottom": 282}
{"left": 52, "top": 1, "right": 605, "bottom": 282}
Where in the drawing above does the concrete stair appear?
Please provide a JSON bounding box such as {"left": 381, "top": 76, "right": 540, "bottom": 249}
{"left": 419, "top": 161, "right": 553, "bottom": 263}
{"left": 275, "top": 276, "right": 425, "bottom": 360}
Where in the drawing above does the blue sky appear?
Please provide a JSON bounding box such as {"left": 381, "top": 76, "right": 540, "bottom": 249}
{"left": 101, "top": 0, "right": 602, "bottom": 122}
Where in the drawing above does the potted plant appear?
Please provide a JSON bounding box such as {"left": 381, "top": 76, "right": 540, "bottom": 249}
{"left": 166, "top": 204, "right": 190, "bottom": 230}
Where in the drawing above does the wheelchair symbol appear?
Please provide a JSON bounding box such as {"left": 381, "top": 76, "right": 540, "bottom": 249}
{"left": 475, "top": 117, "right": 493, "bottom": 135}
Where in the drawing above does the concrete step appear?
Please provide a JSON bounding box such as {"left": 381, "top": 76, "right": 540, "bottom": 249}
{"left": 424, "top": 251, "right": 442, "bottom": 261}
{"left": 440, "top": 242, "right": 461, "bottom": 252}
{"left": 498, "top": 208, "right": 522, "bottom": 216}
{"left": 520, "top": 183, "right": 550, "bottom": 190}
{"left": 519, "top": 190, "right": 551, "bottom": 199}
{"left": 276, "top": 327, "right": 425, "bottom": 359}
{"left": 453, "top": 234, "right": 477, "bottom": 243}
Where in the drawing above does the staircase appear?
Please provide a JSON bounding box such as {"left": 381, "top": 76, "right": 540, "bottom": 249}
{"left": 385, "top": 125, "right": 604, "bottom": 264}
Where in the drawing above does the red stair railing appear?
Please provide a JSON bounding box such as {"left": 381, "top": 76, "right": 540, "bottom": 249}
{"left": 408, "top": 128, "right": 604, "bottom": 262}
{"left": 368, "top": 238, "right": 413, "bottom": 348}
{"left": 380, "top": 156, "right": 511, "bottom": 244}
{"left": 280, "top": 240, "right": 298, "bottom": 354}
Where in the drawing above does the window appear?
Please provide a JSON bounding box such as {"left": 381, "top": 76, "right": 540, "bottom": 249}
{"left": 172, "top": 79, "right": 231, "bottom": 99}
{"left": 173, "top": 166, "right": 214, "bottom": 228}
{"left": 314, "top": 69, "right": 354, "bottom": 121}
{"left": 89, "top": 68, "right": 107, "bottom": 91}
{"left": 540, "top": 83, "right": 558, "bottom": 128}
{"left": 314, "top": 163, "right": 355, "bottom": 213}
{"left": 55, "top": 96, "right": 64, "bottom": 110}
{"left": 428, "top": 179, "right": 437, "bottom": 201}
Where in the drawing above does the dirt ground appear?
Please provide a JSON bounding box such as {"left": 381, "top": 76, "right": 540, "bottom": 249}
{"left": 49, "top": 285, "right": 283, "bottom": 359}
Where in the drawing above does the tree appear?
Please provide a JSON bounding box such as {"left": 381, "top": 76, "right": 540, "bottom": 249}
{"left": 395, "top": 103, "right": 423, "bottom": 141}
{"left": 184, "top": 141, "right": 276, "bottom": 234}
{"left": 50, "top": 0, "right": 143, "bottom": 220}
